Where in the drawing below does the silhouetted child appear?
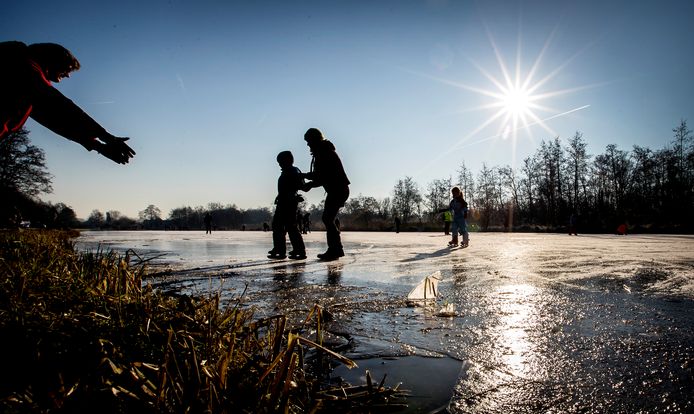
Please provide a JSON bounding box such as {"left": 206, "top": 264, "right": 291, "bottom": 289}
{"left": 268, "top": 151, "right": 306, "bottom": 260}
{"left": 445, "top": 187, "right": 469, "bottom": 248}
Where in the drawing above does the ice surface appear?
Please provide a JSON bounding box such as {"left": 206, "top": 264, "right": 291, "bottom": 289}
{"left": 77, "top": 231, "right": 694, "bottom": 298}
{"left": 76, "top": 230, "right": 694, "bottom": 412}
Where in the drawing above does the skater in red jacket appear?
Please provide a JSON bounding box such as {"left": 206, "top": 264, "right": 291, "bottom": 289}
{"left": 0, "top": 41, "right": 134, "bottom": 164}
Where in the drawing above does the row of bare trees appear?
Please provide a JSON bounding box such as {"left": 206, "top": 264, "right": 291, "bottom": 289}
{"left": 4, "top": 120, "right": 692, "bottom": 233}
{"left": 80, "top": 119, "right": 694, "bottom": 233}
{"left": 338, "top": 120, "right": 693, "bottom": 233}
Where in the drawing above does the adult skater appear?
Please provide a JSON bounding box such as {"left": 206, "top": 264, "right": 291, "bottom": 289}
{"left": 301, "top": 128, "right": 350, "bottom": 261}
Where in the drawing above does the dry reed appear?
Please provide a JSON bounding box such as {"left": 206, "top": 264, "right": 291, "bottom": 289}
{"left": 0, "top": 230, "right": 407, "bottom": 413}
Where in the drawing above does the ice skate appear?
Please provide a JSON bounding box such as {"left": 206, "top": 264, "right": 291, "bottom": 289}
{"left": 267, "top": 251, "right": 286, "bottom": 259}
{"left": 317, "top": 248, "right": 344, "bottom": 261}
{"left": 288, "top": 250, "right": 307, "bottom": 260}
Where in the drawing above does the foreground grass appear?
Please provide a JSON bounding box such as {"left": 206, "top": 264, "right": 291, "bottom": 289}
{"left": 0, "top": 230, "right": 405, "bottom": 413}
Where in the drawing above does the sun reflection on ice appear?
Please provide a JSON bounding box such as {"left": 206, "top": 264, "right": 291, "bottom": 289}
{"left": 495, "top": 284, "right": 537, "bottom": 377}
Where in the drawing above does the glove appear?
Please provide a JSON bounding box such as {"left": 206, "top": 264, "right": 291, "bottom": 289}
{"left": 94, "top": 134, "right": 136, "bottom": 164}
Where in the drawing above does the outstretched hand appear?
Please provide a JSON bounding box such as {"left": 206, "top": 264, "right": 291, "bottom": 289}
{"left": 95, "top": 134, "right": 135, "bottom": 164}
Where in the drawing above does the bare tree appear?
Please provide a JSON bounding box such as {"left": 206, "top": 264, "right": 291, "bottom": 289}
{"left": 86, "top": 209, "right": 105, "bottom": 228}
{"left": 139, "top": 204, "right": 162, "bottom": 222}
{"left": 457, "top": 162, "right": 475, "bottom": 208}
{"left": 672, "top": 119, "right": 692, "bottom": 178}
{"left": 476, "top": 163, "right": 500, "bottom": 230}
{"left": 425, "top": 177, "right": 452, "bottom": 218}
{"left": 0, "top": 128, "right": 52, "bottom": 197}
{"left": 566, "top": 131, "right": 590, "bottom": 213}
{"left": 392, "top": 176, "right": 422, "bottom": 224}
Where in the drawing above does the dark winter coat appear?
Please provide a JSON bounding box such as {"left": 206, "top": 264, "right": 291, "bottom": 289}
{"left": 276, "top": 166, "right": 304, "bottom": 205}
{"left": 304, "top": 140, "right": 350, "bottom": 193}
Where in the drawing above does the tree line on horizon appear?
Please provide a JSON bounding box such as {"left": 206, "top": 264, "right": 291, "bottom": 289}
{"left": 2, "top": 120, "right": 693, "bottom": 233}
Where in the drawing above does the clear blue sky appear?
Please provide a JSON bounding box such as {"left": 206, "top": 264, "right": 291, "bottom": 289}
{"left": 3, "top": 0, "right": 693, "bottom": 219}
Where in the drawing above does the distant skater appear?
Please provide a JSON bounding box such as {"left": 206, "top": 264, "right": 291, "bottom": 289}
{"left": 302, "top": 212, "right": 311, "bottom": 234}
{"left": 616, "top": 223, "right": 628, "bottom": 236}
{"left": 301, "top": 128, "right": 350, "bottom": 261}
{"left": 445, "top": 187, "right": 469, "bottom": 248}
{"left": 443, "top": 210, "right": 452, "bottom": 235}
{"left": 268, "top": 151, "right": 306, "bottom": 260}
{"left": 204, "top": 212, "right": 212, "bottom": 234}
{"left": 436, "top": 208, "right": 453, "bottom": 235}
{"left": 394, "top": 217, "right": 401, "bottom": 233}
{"left": 568, "top": 213, "right": 578, "bottom": 235}
{"left": 0, "top": 41, "right": 135, "bottom": 164}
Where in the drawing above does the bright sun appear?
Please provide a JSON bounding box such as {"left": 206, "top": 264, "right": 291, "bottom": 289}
{"left": 494, "top": 83, "right": 539, "bottom": 139}
{"left": 410, "top": 28, "right": 591, "bottom": 173}
{"left": 502, "top": 87, "right": 532, "bottom": 117}
{"left": 423, "top": 31, "right": 589, "bottom": 146}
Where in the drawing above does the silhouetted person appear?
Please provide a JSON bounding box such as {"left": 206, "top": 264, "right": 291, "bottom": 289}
{"left": 0, "top": 41, "right": 134, "bottom": 164}
{"left": 616, "top": 223, "right": 627, "bottom": 235}
{"left": 302, "top": 212, "right": 311, "bottom": 234}
{"left": 204, "top": 212, "right": 212, "bottom": 234}
{"left": 568, "top": 213, "right": 578, "bottom": 235}
{"left": 436, "top": 209, "right": 452, "bottom": 235}
{"left": 394, "top": 216, "right": 401, "bottom": 233}
{"left": 268, "top": 151, "right": 306, "bottom": 260}
{"left": 445, "top": 187, "right": 469, "bottom": 248}
{"left": 263, "top": 222, "right": 270, "bottom": 232}
{"left": 444, "top": 211, "right": 452, "bottom": 235}
{"left": 301, "top": 128, "right": 350, "bottom": 261}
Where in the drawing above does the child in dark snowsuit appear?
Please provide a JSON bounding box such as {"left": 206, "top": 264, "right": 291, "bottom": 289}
{"left": 446, "top": 187, "right": 469, "bottom": 248}
{"left": 268, "top": 151, "right": 306, "bottom": 260}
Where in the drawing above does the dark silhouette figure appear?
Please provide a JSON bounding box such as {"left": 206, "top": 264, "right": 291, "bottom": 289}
{"left": 204, "top": 212, "right": 212, "bottom": 234}
{"left": 268, "top": 151, "right": 306, "bottom": 260}
{"left": 263, "top": 222, "right": 270, "bottom": 232}
{"left": 296, "top": 210, "right": 303, "bottom": 231}
{"left": 302, "top": 212, "right": 311, "bottom": 234}
{"left": 394, "top": 217, "right": 401, "bottom": 233}
{"left": 445, "top": 187, "right": 469, "bottom": 248}
{"left": 616, "top": 223, "right": 627, "bottom": 235}
{"left": 0, "top": 41, "right": 135, "bottom": 164}
{"left": 301, "top": 128, "right": 350, "bottom": 261}
{"left": 568, "top": 213, "right": 578, "bottom": 235}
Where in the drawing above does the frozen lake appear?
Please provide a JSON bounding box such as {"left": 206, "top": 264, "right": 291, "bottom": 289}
{"left": 76, "top": 231, "right": 694, "bottom": 412}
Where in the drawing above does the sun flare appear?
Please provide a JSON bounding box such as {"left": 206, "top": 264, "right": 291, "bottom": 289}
{"left": 410, "top": 28, "right": 592, "bottom": 174}
{"left": 434, "top": 31, "right": 590, "bottom": 146}
{"left": 502, "top": 86, "right": 532, "bottom": 117}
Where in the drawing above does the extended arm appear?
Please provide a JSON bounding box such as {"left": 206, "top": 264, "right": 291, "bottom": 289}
{"left": 29, "top": 83, "right": 135, "bottom": 164}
